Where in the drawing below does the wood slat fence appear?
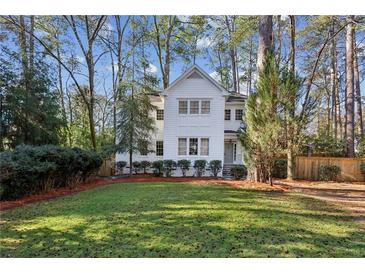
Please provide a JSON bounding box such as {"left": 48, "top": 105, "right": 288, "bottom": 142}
{"left": 295, "top": 156, "right": 365, "bottom": 182}
{"left": 98, "top": 159, "right": 115, "bottom": 177}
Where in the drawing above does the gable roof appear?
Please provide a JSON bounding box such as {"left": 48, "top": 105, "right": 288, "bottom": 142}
{"left": 162, "top": 65, "right": 230, "bottom": 96}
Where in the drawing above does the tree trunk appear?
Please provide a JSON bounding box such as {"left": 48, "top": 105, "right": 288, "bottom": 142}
{"left": 225, "top": 16, "right": 238, "bottom": 92}
{"left": 330, "top": 17, "right": 338, "bottom": 140}
{"left": 354, "top": 47, "right": 363, "bottom": 137}
{"left": 29, "top": 16, "right": 35, "bottom": 75}
{"left": 18, "top": 16, "right": 29, "bottom": 143}
{"left": 275, "top": 15, "right": 282, "bottom": 65}
{"left": 247, "top": 35, "right": 253, "bottom": 95}
{"left": 256, "top": 16, "right": 273, "bottom": 79}
{"left": 287, "top": 15, "right": 296, "bottom": 181}
{"left": 345, "top": 16, "right": 355, "bottom": 157}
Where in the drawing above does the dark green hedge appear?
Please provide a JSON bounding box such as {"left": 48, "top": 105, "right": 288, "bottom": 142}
{"left": 0, "top": 145, "right": 102, "bottom": 200}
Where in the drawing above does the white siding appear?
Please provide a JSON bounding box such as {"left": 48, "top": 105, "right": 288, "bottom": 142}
{"left": 224, "top": 102, "right": 244, "bottom": 131}
{"left": 163, "top": 77, "right": 225, "bottom": 176}
{"left": 115, "top": 67, "right": 245, "bottom": 176}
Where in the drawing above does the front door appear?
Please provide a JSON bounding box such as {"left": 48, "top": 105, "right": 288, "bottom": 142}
{"left": 224, "top": 143, "right": 234, "bottom": 164}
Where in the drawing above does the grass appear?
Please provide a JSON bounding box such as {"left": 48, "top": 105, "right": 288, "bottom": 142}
{"left": 0, "top": 182, "right": 364, "bottom": 257}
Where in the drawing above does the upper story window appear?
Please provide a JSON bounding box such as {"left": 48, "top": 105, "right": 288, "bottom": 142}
{"left": 156, "top": 141, "right": 163, "bottom": 156}
{"left": 156, "top": 109, "right": 164, "bottom": 120}
{"left": 201, "top": 101, "right": 210, "bottom": 114}
{"left": 235, "top": 109, "right": 243, "bottom": 120}
{"left": 179, "top": 100, "right": 188, "bottom": 114}
{"left": 190, "top": 101, "right": 199, "bottom": 114}
{"left": 225, "top": 109, "right": 231, "bottom": 120}
{"left": 178, "top": 99, "right": 211, "bottom": 115}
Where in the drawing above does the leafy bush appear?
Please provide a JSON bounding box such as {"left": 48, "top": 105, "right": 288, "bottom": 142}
{"left": 356, "top": 137, "right": 365, "bottom": 157}
{"left": 0, "top": 145, "right": 102, "bottom": 200}
{"left": 177, "top": 159, "right": 191, "bottom": 177}
{"left": 132, "top": 161, "right": 141, "bottom": 174}
{"left": 116, "top": 161, "right": 127, "bottom": 174}
{"left": 319, "top": 164, "right": 341, "bottom": 181}
{"left": 230, "top": 165, "right": 247, "bottom": 179}
{"left": 194, "top": 160, "right": 207, "bottom": 177}
{"left": 163, "top": 160, "right": 177, "bottom": 177}
{"left": 300, "top": 134, "right": 346, "bottom": 157}
{"left": 209, "top": 160, "right": 222, "bottom": 177}
{"left": 272, "top": 158, "right": 287, "bottom": 178}
{"left": 152, "top": 160, "right": 164, "bottom": 176}
{"left": 140, "top": 161, "right": 151, "bottom": 174}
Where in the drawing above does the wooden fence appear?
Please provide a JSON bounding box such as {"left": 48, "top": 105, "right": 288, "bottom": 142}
{"left": 295, "top": 156, "right": 365, "bottom": 182}
{"left": 98, "top": 159, "right": 115, "bottom": 177}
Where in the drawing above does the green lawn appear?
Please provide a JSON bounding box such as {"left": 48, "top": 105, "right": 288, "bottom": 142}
{"left": 1, "top": 182, "right": 364, "bottom": 257}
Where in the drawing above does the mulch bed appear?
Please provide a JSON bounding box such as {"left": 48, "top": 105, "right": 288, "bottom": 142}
{"left": 0, "top": 175, "right": 285, "bottom": 211}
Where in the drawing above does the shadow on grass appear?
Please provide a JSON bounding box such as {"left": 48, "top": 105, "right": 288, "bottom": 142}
{"left": 1, "top": 183, "right": 364, "bottom": 257}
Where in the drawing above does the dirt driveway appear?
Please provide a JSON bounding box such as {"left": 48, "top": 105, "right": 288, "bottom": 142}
{"left": 275, "top": 180, "right": 365, "bottom": 226}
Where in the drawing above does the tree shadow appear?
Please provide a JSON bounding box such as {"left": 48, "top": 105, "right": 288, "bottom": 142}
{"left": 1, "top": 183, "right": 364, "bottom": 257}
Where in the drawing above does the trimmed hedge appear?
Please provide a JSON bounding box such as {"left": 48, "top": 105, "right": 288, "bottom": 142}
{"left": 230, "top": 165, "right": 247, "bottom": 179}
{"left": 209, "top": 160, "right": 222, "bottom": 177}
{"left": 116, "top": 161, "right": 127, "bottom": 174}
{"left": 140, "top": 161, "right": 151, "bottom": 174}
{"left": 0, "top": 145, "right": 102, "bottom": 200}
{"left": 163, "top": 160, "right": 177, "bottom": 177}
{"left": 177, "top": 160, "right": 191, "bottom": 177}
{"left": 132, "top": 161, "right": 141, "bottom": 174}
{"left": 152, "top": 160, "right": 164, "bottom": 176}
{"left": 194, "top": 160, "right": 207, "bottom": 177}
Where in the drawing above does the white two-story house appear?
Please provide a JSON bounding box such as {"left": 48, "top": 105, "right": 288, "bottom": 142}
{"left": 116, "top": 65, "right": 246, "bottom": 176}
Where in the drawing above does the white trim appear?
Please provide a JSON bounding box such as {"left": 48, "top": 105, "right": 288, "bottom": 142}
{"left": 162, "top": 65, "right": 230, "bottom": 96}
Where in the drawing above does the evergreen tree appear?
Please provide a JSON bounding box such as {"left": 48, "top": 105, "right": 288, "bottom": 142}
{"left": 116, "top": 90, "right": 156, "bottom": 176}
{"left": 240, "top": 55, "right": 282, "bottom": 185}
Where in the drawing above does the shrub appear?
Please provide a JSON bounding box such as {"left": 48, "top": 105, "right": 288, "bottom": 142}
{"left": 0, "top": 145, "right": 102, "bottom": 200}
{"left": 177, "top": 159, "right": 191, "bottom": 177}
{"left": 319, "top": 164, "right": 341, "bottom": 181}
{"left": 230, "top": 165, "right": 247, "bottom": 179}
{"left": 140, "top": 160, "right": 151, "bottom": 174}
{"left": 194, "top": 160, "right": 207, "bottom": 177}
{"left": 209, "top": 160, "right": 222, "bottom": 177}
{"left": 132, "top": 161, "right": 141, "bottom": 174}
{"left": 272, "top": 159, "right": 287, "bottom": 178}
{"left": 116, "top": 161, "right": 127, "bottom": 174}
{"left": 300, "top": 134, "right": 346, "bottom": 157}
{"left": 163, "top": 160, "right": 177, "bottom": 177}
{"left": 152, "top": 160, "right": 164, "bottom": 176}
{"left": 357, "top": 137, "right": 365, "bottom": 157}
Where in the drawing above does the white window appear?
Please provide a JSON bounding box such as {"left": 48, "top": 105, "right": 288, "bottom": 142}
{"left": 225, "top": 109, "right": 231, "bottom": 120}
{"left": 179, "top": 100, "right": 188, "bottom": 114}
{"left": 200, "top": 138, "right": 209, "bottom": 156}
{"left": 201, "top": 101, "right": 210, "bottom": 114}
{"left": 189, "top": 138, "right": 198, "bottom": 155}
{"left": 190, "top": 101, "right": 199, "bottom": 114}
{"left": 156, "top": 141, "right": 163, "bottom": 156}
{"left": 156, "top": 109, "right": 164, "bottom": 120}
{"left": 178, "top": 138, "right": 187, "bottom": 155}
{"left": 235, "top": 109, "right": 243, "bottom": 120}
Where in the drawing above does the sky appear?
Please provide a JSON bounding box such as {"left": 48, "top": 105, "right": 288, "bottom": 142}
{"left": 2, "top": 15, "right": 364, "bottom": 96}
